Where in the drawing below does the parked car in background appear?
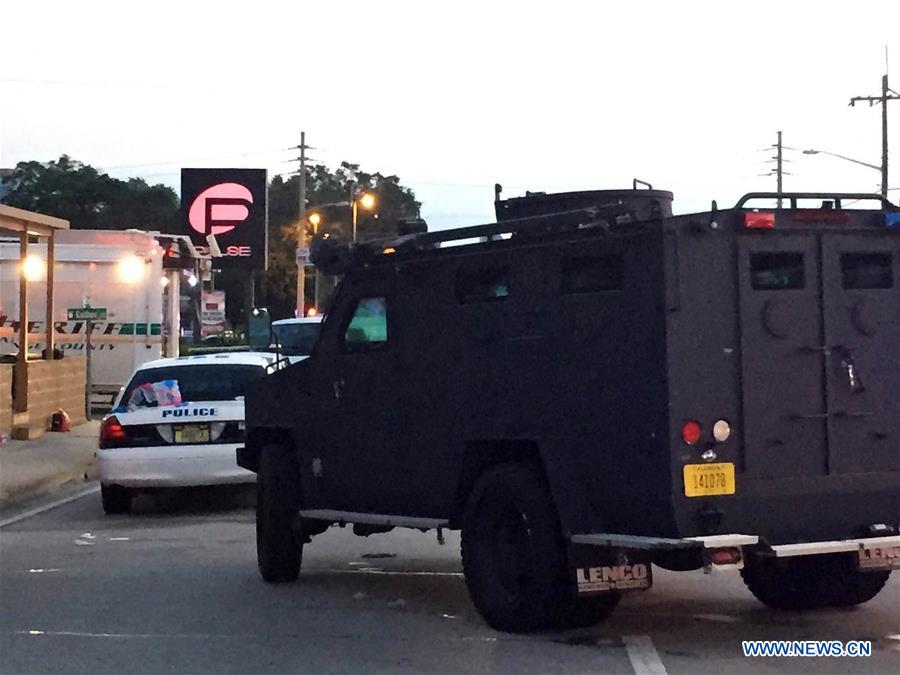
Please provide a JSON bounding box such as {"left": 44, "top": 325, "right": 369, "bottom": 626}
{"left": 97, "top": 351, "right": 277, "bottom": 514}
{"left": 271, "top": 316, "right": 323, "bottom": 364}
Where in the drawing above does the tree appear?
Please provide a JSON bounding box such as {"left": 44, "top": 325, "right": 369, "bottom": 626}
{"left": 1, "top": 155, "right": 181, "bottom": 232}
{"left": 2, "top": 155, "right": 422, "bottom": 325}
{"left": 243, "top": 162, "right": 421, "bottom": 323}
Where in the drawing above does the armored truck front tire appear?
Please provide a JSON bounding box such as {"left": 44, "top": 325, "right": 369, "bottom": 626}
{"left": 256, "top": 444, "right": 303, "bottom": 583}
{"left": 740, "top": 552, "right": 891, "bottom": 610}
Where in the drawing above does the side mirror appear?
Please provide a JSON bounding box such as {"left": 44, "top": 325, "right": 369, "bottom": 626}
{"left": 248, "top": 307, "right": 271, "bottom": 349}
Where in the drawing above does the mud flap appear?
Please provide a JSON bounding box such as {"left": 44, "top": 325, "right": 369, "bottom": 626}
{"left": 568, "top": 543, "right": 653, "bottom": 595}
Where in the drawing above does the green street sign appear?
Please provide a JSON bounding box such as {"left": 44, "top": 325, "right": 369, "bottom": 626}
{"left": 67, "top": 307, "right": 107, "bottom": 321}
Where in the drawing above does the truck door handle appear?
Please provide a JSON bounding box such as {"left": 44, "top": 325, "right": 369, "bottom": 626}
{"left": 332, "top": 379, "right": 344, "bottom": 401}
{"left": 790, "top": 413, "right": 830, "bottom": 420}
{"left": 798, "top": 344, "right": 859, "bottom": 354}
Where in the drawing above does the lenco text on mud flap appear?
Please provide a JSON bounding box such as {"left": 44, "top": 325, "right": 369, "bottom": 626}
{"left": 569, "top": 543, "right": 653, "bottom": 595}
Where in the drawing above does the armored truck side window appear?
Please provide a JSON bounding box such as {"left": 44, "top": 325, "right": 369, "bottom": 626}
{"left": 561, "top": 254, "right": 624, "bottom": 294}
{"left": 456, "top": 266, "right": 510, "bottom": 303}
{"left": 343, "top": 296, "right": 388, "bottom": 351}
{"left": 749, "top": 252, "right": 805, "bottom": 290}
{"left": 840, "top": 252, "right": 893, "bottom": 289}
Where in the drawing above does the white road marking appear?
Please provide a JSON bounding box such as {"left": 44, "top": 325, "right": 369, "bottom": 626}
{"left": 315, "top": 568, "right": 464, "bottom": 577}
{"left": 0, "top": 485, "right": 100, "bottom": 528}
{"left": 623, "top": 635, "right": 667, "bottom": 675}
{"left": 108, "top": 537, "right": 129, "bottom": 541}
{"left": 28, "top": 568, "right": 62, "bottom": 574}
{"left": 690, "top": 613, "right": 741, "bottom": 623}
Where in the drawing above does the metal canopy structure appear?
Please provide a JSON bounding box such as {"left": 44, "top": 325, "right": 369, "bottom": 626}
{"left": 0, "top": 205, "right": 70, "bottom": 412}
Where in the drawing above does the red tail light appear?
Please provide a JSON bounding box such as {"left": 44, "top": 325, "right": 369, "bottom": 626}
{"left": 745, "top": 212, "right": 775, "bottom": 229}
{"left": 99, "top": 416, "right": 128, "bottom": 449}
{"left": 681, "top": 420, "right": 702, "bottom": 445}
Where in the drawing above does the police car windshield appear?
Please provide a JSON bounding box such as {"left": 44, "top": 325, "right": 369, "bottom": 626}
{"left": 122, "top": 364, "right": 266, "bottom": 408}
{"left": 272, "top": 322, "right": 321, "bottom": 356}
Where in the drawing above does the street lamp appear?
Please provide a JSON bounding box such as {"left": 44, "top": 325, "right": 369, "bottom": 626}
{"left": 802, "top": 148, "right": 884, "bottom": 195}
{"left": 351, "top": 189, "right": 377, "bottom": 242}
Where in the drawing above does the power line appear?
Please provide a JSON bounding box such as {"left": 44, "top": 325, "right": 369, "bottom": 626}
{"left": 102, "top": 148, "right": 293, "bottom": 170}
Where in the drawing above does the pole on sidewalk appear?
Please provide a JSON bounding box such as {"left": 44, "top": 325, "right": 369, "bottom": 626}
{"left": 85, "top": 319, "right": 92, "bottom": 421}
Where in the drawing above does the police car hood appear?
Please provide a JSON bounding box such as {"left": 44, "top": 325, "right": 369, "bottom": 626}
{"left": 116, "top": 400, "right": 244, "bottom": 425}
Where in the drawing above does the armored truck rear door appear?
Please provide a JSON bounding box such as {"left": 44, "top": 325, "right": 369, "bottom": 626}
{"left": 821, "top": 235, "right": 899, "bottom": 473}
{"left": 738, "top": 235, "right": 828, "bottom": 478}
{"left": 739, "top": 228, "right": 899, "bottom": 478}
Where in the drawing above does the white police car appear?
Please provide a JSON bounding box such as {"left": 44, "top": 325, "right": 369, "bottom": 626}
{"left": 97, "top": 352, "right": 277, "bottom": 514}
{"left": 271, "top": 315, "right": 323, "bottom": 364}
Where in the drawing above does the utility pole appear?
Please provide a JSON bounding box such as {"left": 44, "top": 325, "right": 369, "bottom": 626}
{"left": 850, "top": 63, "right": 900, "bottom": 199}
{"left": 294, "top": 131, "right": 309, "bottom": 318}
{"left": 762, "top": 131, "right": 791, "bottom": 206}
{"left": 776, "top": 130, "right": 783, "bottom": 207}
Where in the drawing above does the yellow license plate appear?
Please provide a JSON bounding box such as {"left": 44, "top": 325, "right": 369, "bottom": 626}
{"left": 174, "top": 425, "right": 209, "bottom": 444}
{"left": 683, "top": 462, "right": 735, "bottom": 497}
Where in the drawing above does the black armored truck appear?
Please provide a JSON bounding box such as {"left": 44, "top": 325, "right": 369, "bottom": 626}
{"left": 240, "top": 186, "right": 899, "bottom": 632}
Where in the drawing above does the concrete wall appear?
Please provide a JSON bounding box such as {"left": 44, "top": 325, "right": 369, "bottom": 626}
{"left": 17, "top": 358, "right": 87, "bottom": 438}
{"left": 0, "top": 365, "right": 11, "bottom": 436}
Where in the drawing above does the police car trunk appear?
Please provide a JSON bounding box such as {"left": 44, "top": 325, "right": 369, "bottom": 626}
{"left": 660, "top": 193, "right": 899, "bottom": 552}
{"left": 99, "top": 354, "right": 272, "bottom": 488}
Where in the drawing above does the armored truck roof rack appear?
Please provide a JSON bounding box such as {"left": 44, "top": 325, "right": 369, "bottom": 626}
{"left": 735, "top": 191, "right": 896, "bottom": 210}
{"left": 310, "top": 187, "right": 674, "bottom": 275}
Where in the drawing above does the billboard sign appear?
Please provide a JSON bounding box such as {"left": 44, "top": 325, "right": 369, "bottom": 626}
{"left": 200, "top": 290, "right": 226, "bottom": 338}
{"left": 181, "top": 168, "right": 268, "bottom": 270}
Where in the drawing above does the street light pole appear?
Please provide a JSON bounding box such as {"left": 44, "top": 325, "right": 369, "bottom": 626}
{"left": 802, "top": 148, "right": 881, "bottom": 173}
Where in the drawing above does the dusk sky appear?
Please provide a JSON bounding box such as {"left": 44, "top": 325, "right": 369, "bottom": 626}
{"left": 2, "top": 0, "right": 899, "bottom": 228}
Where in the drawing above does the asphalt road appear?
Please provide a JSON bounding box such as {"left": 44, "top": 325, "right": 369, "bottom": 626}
{"left": 1, "top": 485, "right": 898, "bottom": 675}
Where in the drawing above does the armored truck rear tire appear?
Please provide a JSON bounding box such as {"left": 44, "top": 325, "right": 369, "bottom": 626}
{"left": 461, "top": 463, "right": 571, "bottom": 632}
{"left": 823, "top": 555, "right": 891, "bottom": 607}
{"left": 256, "top": 444, "right": 302, "bottom": 583}
{"left": 740, "top": 552, "right": 890, "bottom": 610}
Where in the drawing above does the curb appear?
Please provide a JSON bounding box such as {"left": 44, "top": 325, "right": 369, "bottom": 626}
{"left": 0, "top": 457, "right": 98, "bottom": 511}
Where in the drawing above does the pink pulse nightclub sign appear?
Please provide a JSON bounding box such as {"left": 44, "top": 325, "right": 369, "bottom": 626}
{"left": 181, "top": 168, "right": 268, "bottom": 270}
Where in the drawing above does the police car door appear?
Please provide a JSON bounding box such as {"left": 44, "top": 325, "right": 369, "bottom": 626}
{"left": 325, "top": 286, "right": 401, "bottom": 514}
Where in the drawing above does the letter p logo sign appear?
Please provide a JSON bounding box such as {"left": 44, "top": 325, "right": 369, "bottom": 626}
{"left": 188, "top": 182, "right": 254, "bottom": 236}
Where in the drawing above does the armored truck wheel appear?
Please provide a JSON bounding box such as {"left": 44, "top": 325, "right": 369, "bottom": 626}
{"left": 461, "top": 463, "right": 571, "bottom": 632}
{"left": 256, "top": 444, "right": 302, "bottom": 583}
{"left": 823, "top": 555, "right": 891, "bottom": 607}
{"left": 101, "top": 484, "right": 132, "bottom": 514}
{"left": 742, "top": 552, "right": 892, "bottom": 610}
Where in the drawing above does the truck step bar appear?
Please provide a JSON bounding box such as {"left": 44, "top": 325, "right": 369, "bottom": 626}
{"left": 570, "top": 533, "right": 758, "bottom": 551}
{"left": 771, "top": 535, "right": 900, "bottom": 558}
{"left": 571, "top": 531, "right": 900, "bottom": 562}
